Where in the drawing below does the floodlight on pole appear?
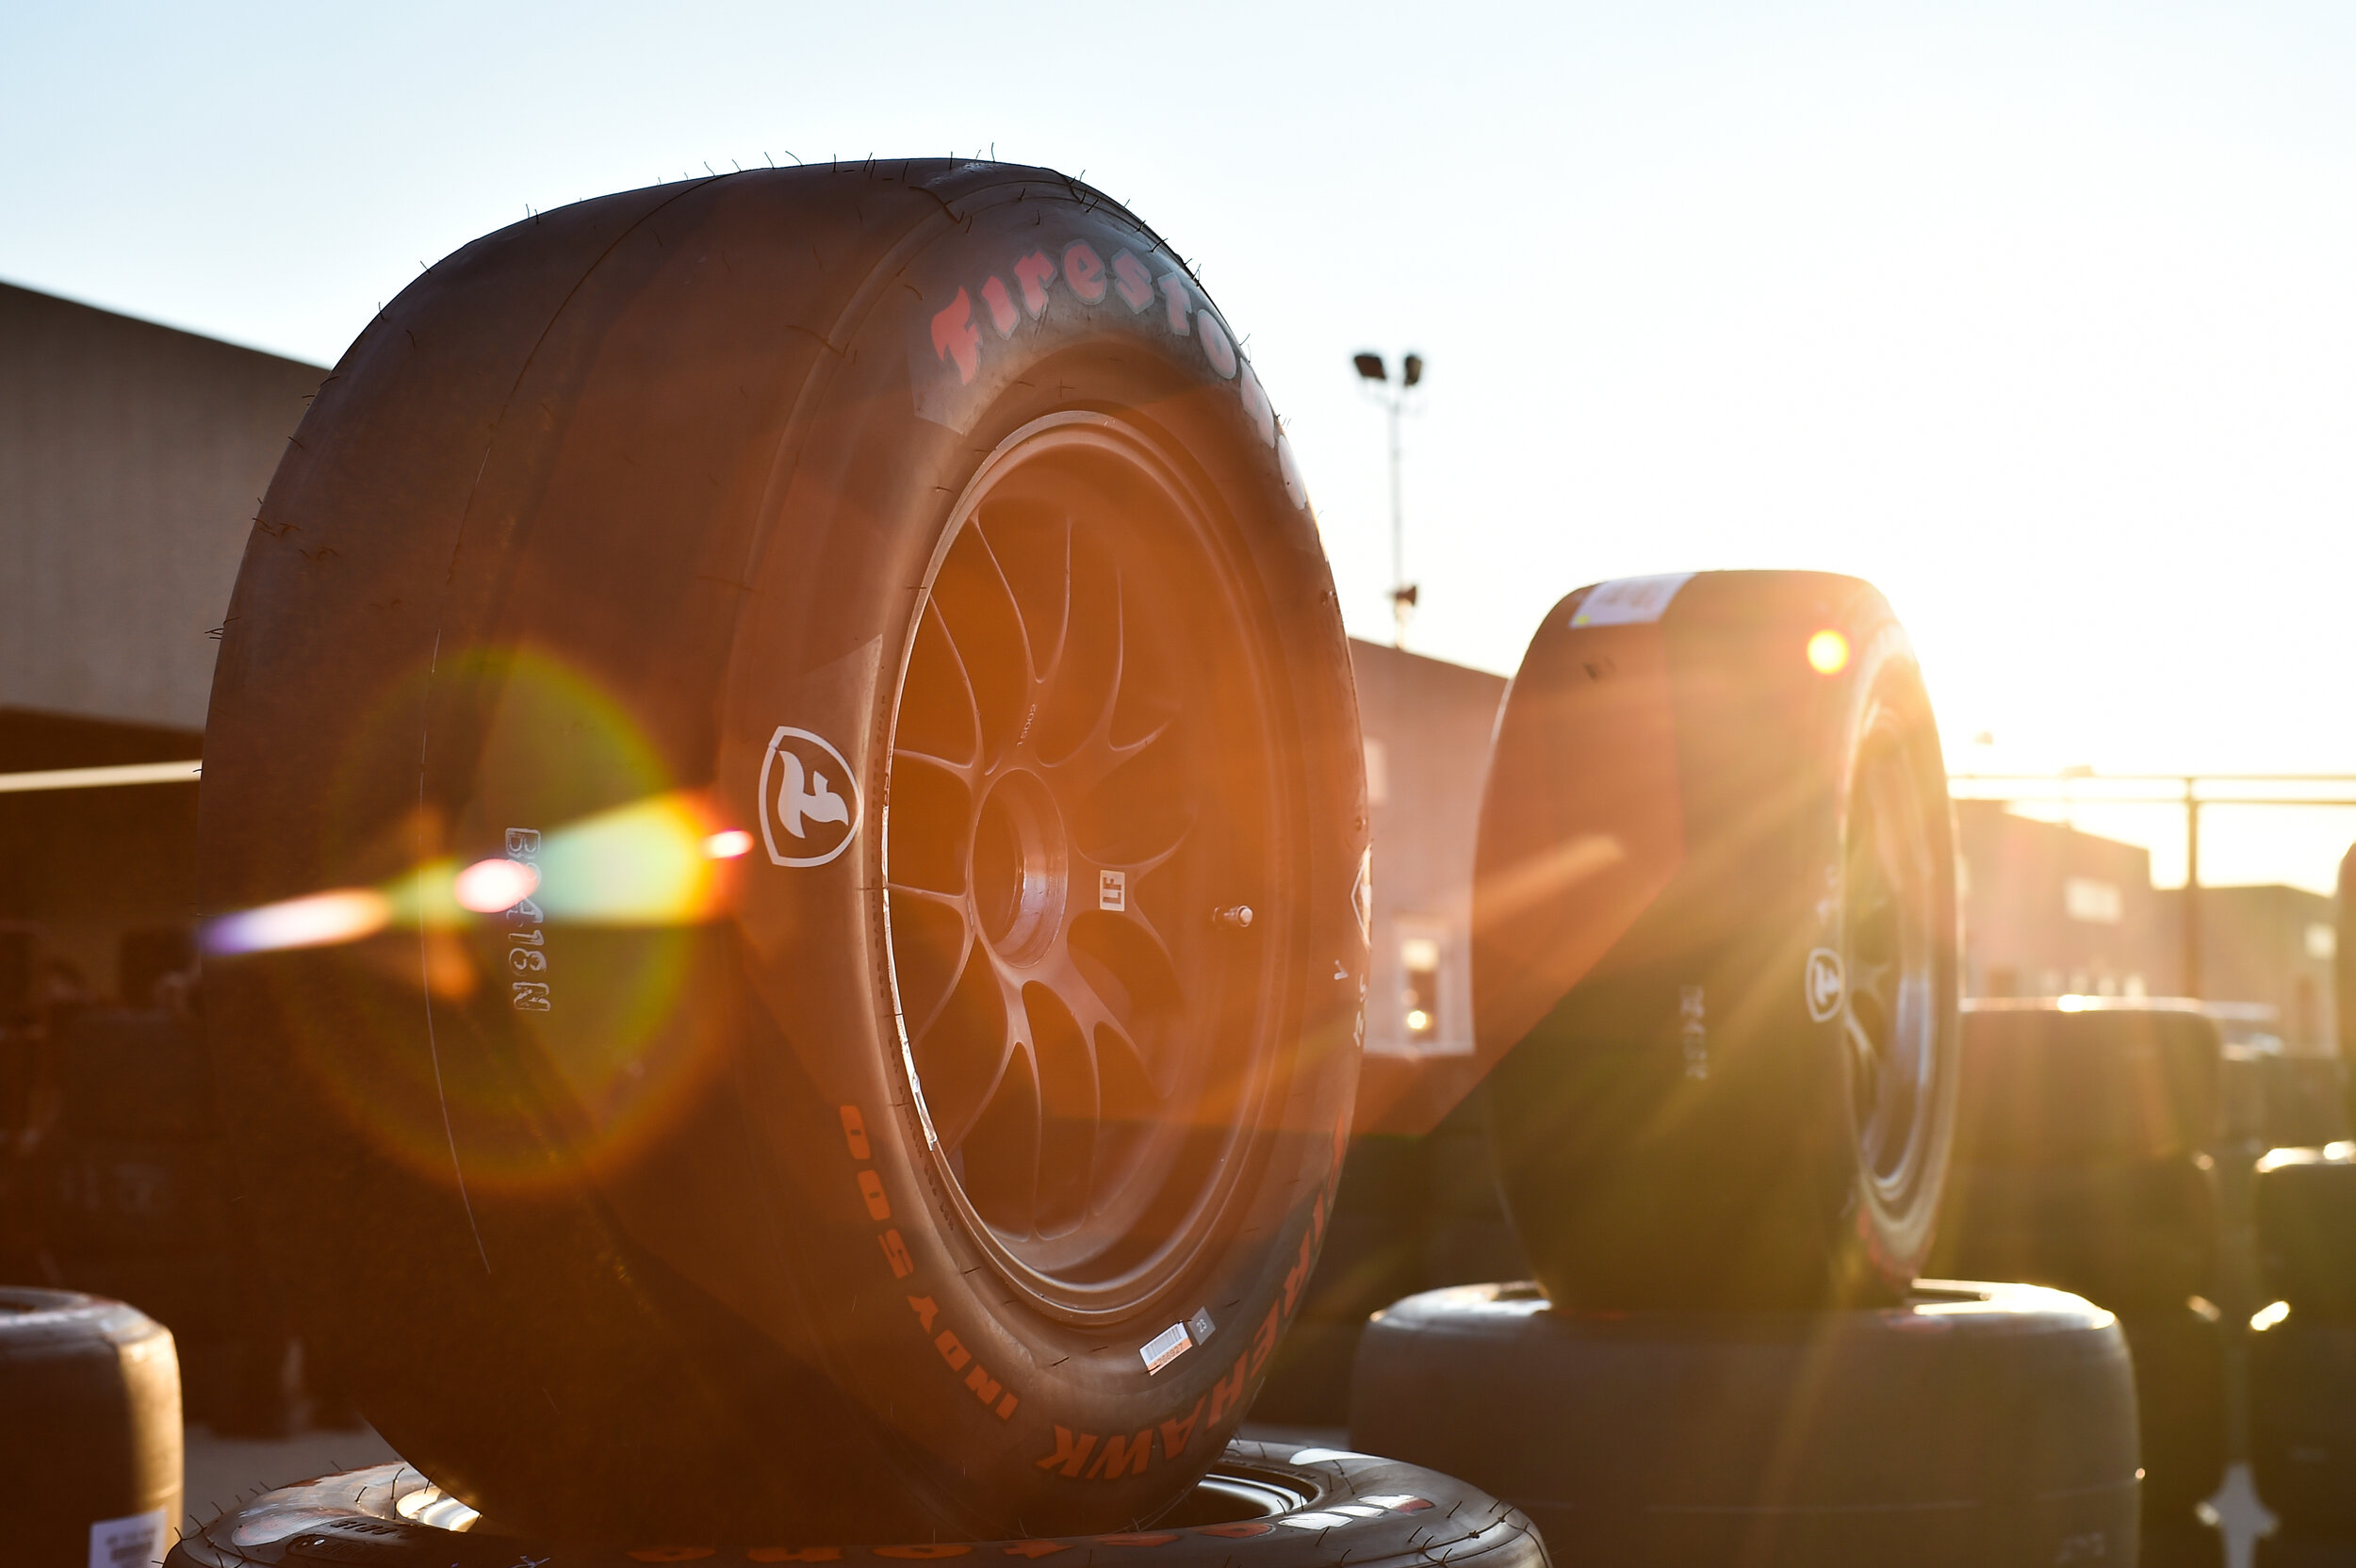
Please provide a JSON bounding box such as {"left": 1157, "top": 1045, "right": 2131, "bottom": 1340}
{"left": 1351, "top": 348, "right": 1425, "bottom": 647}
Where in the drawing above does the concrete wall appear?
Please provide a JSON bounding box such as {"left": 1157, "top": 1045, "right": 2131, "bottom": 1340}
{"left": 0, "top": 282, "right": 323, "bottom": 731}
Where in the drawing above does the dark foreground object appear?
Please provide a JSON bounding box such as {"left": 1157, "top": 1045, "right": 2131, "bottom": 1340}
{"left": 166, "top": 1443, "right": 1546, "bottom": 1568}
{"left": 0, "top": 1286, "right": 182, "bottom": 1566}
{"left": 1350, "top": 1280, "right": 2139, "bottom": 1567}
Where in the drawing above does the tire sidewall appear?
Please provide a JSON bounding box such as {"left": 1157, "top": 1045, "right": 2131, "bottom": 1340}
{"left": 709, "top": 187, "right": 1366, "bottom": 1528}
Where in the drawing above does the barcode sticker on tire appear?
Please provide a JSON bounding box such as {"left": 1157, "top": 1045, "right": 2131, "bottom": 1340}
{"left": 89, "top": 1508, "right": 164, "bottom": 1568}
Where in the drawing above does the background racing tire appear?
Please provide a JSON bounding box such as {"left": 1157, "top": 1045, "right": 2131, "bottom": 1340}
{"left": 1349, "top": 1280, "right": 2139, "bottom": 1568}
{"left": 198, "top": 162, "right": 1366, "bottom": 1543}
{"left": 0, "top": 1287, "right": 182, "bottom": 1568}
{"left": 1473, "top": 571, "right": 1959, "bottom": 1308}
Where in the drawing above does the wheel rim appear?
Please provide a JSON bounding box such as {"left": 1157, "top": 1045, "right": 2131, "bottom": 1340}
{"left": 882, "top": 415, "right": 1286, "bottom": 1321}
{"left": 1842, "top": 704, "right": 1942, "bottom": 1200}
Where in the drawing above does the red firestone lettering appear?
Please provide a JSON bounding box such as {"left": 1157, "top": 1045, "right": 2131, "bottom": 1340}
{"left": 839, "top": 1105, "right": 871, "bottom": 1161}
{"left": 931, "top": 288, "right": 982, "bottom": 384}
{"left": 1109, "top": 251, "right": 1154, "bottom": 312}
{"left": 1155, "top": 274, "right": 1191, "bottom": 336}
{"left": 1012, "top": 251, "right": 1057, "bottom": 317}
{"left": 1237, "top": 365, "right": 1275, "bottom": 447}
{"left": 980, "top": 276, "right": 1020, "bottom": 337}
{"left": 1062, "top": 242, "right": 1106, "bottom": 302}
{"left": 858, "top": 1168, "right": 891, "bottom": 1221}
{"left": 907, "top": 1295, "right": 939, "bottom": 1331}
{"left": 935, "top": 1329, "right": 970, "bottom": 1370}
{"left": 964, "top": 1362, "right": 1002, "bottom": 1406}
{"left": 1197, "top": 311, "right": 1237, "bottom": 379}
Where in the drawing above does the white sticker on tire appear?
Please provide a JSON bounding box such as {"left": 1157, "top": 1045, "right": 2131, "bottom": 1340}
{"left": 759, "top": 727, "right": 860, "bottom": 868}
{"left": 89, "top": 1509, "right": 165, "bottom": 1568}
{"left": 1569, "top": 573, "right": 1697, "bottom": 628}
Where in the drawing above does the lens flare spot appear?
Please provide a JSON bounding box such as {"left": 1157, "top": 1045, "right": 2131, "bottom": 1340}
{"left": 454, "top": 857, "right": 541, "bottom": 913}
{"left": 1806, "top": 629, "right": 1850, "bottom": 675}
{"left": 702, "top": 828, "right": 754, "bottom": 859}
{"left": 203, "top": 889, "right": 391, "bottom": 956}
{"left": 537, "top": 792, "right": 730, "bottom": 924}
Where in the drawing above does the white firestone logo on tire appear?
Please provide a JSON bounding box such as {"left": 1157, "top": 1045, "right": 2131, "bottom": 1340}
{"left": 1805, "top": 946, "right": 1846, "bottom": 1022}
{"left": 759, "top": 726, "right": 859, "bottom": 868}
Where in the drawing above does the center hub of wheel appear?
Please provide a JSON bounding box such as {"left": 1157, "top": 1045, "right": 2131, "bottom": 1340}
{"left": 973, "top": 769, "right": 1069, "bottom": 967}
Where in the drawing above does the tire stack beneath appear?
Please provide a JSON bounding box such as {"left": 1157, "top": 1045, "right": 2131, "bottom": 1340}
{"left": 1924, "top": 1001, "right": 2231, "bottom": 1565}
{"left": 1350, "top": 572, "right": 2144, "bottom": 1565}
{"left": 2250, "top": 1144, "right": 2356, "bottom": 1564}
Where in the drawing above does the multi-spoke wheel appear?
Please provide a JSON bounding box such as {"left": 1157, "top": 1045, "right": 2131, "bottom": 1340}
{"left": 887, "top": 418, "right": 1285, "bottom": 1318}
{"left": 1843, "top": 710, "right": 1942, "bottom": 1209}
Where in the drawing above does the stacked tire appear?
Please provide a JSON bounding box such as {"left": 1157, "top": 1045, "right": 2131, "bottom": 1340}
{"left": 169, "top": 1446, "right": 1547, "bottom": 1568}
{"left": 0, "top": 1287, "right": 183, "bottom": 1567}
{"left": 1350, "top": 572, "right": 2141, "bottom": 1563}
{"left": 1353, "top": 1281, "right": 2135, "bottom": 1567}
{"left": 196, "top": 162, "right": 1373, "bottom": 1544}
{"left": 2251, "top": 1144, "right": 2356, "bottom": 1564}
{"left": 1924, "top": 1000, "right": 2230, "bottom": 1560}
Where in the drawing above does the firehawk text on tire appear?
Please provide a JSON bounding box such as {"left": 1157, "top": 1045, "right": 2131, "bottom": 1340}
{"left": 1472, "top": 571, "right": 1959, "bottom": 1307}
{"left": 198, "top": 162, "right": 1367, "bottom": 1543}
{"left": 1350, "top": 1280, "right": 2139, "bottom": 1568}
{"left": 163, "top": 1444, "right": 1547, "bottom": 1568}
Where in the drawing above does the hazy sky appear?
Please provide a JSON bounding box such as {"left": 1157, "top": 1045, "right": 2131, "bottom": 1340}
{"left": 4, "top": 1, "right": 2350, "bottom": 890}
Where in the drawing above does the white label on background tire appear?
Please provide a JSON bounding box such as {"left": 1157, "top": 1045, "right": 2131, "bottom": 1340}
{"left": 1569, "top": 573, "right": 1696, "bottom": 628}
{"left": 89, "top": 1509, "right": 165, "bottom": 1568}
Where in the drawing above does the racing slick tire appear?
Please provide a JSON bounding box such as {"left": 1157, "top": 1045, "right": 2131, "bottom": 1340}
{"left": 0, "top": 1287, "right": 183, "bottom": 1568}
{"left": 162, "top": 1444, "right": 1546, "bottom": 1568}
{"left": 1348, "top": 1280, "right": 2139, "bottom": 1568}
{"left": 2256, "top": 1144, "right": 2356, "bottom": 1313}
{"left": 197, "top": 163, "right": 1366, "bottom": 1543}
{"left": 2251, "top": 1313, "right": 2356, "bottom": 1535}
{"left": 1473, "top": 571, "right": 1959, "bottom": 1308}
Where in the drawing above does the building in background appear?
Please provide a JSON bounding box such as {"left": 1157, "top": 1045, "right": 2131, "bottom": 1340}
{"left": 0, "top": 282, "right": 322, "bottom": 1006}
{"left": 1956, "top": 799, "right": 2168, "bottom": 1000}
{"left": 1350, "top": 640, "right": 1507, "bottom": 1065}
{"left": 2160, "top": 883, "right": 2339, "bottom": 1054}
{"left": 1956, "top": 797, "right": 2339, "bottom": 1054}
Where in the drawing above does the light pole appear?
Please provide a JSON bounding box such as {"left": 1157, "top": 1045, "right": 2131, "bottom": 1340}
{"left": 1353, "top": 350, "right": 1424, "bottom": 647}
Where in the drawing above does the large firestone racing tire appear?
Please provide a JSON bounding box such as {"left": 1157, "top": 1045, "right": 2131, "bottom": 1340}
{"left": 1473, "top": 572, "right": 1959, "bottom": 1307}
{"left": 161, "top": 1445, "right": 1547, "bottom": 1568}
{"left": 198, "top": 163, "right": 1367, "bottom": 1543}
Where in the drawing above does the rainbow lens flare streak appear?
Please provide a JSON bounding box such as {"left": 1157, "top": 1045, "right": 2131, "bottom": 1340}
{"left": 202, "top": 791, "right": 755, "bottom": 958}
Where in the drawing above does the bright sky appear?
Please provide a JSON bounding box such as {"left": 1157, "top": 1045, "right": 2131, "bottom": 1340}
{"left": 4, "top": 1, "right": 2350, "bottom": 890}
